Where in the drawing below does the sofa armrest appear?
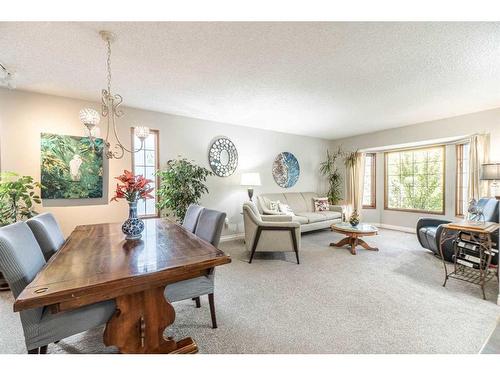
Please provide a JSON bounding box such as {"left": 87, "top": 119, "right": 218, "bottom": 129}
{"left": 262, "top": 215, "right": 293, "bottom": 223}
{"left": 329, "top": 205, "right": 345, "bottom": 213}
{"left": 260, "top": 221, "right": 300, "bottom": 229}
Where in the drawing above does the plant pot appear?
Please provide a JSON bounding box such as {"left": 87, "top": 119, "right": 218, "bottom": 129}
{"left": 122, "top": 201, "right": 145, "bottom": 240}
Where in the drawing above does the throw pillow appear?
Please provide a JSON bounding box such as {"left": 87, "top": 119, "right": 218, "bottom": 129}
{"left": 278, "top": 203, "right": 294, "bottom": 215}
{"left": 314, "top": 197, "right": 330, "bottom": 212}
{"left": 269, "top": 200, "right": 280, "bottom": 211}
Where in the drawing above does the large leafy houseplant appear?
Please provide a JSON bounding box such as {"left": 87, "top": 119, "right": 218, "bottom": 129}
{"left": 0, "top": 172, "right": 42, "bottom": 226}
{"left": 319, "top": 148, "right": 343, "bottom": 204}
{"left": 156, "top": 158, "right": 213, "bottom": 222}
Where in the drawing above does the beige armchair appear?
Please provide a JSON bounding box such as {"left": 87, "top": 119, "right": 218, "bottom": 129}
{"left": 242, "top": 202, "right": 301, "bottom": 264}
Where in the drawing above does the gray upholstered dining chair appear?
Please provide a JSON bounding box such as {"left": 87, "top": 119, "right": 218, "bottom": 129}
{"left": 0, "top": 222, "right": 116, "bottom": 354}
{"left": 164, "top": 207, "right": 226, "bottom": 329}
{"left": 26, "top": 212, "right": 65, "bottom": 261}
{"left": 182, "top": 204, "right": 204, "bottom": 233}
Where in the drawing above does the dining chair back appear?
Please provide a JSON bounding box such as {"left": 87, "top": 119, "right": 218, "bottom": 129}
{"left": 27, "top": 212, "right": 65, "bottom": 260}
{"left": 194, "top": 208, "right": 226, "bottom": 247}
{"left": 182, "top": 204, "right": 204, "bottom": 233}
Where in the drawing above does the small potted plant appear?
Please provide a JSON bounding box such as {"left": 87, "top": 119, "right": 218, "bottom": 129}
{"left": 111, "top": 170, "right": 154, "bottom": 240}
{"left": 349, "top": 210, "right": 360, "bottom": 227}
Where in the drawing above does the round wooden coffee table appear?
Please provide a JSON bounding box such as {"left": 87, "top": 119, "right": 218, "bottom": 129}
{"left": 330, "top": 222, "right": 379, "bottom": 255}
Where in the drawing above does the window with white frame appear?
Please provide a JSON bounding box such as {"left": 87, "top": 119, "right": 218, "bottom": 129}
{"left": 132, "top": 128, "right": 159, "bottom": 217}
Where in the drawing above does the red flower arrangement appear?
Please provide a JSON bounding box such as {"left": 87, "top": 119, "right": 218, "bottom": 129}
{"left": 111, "top": 170, "right": 154, "bottom": 203}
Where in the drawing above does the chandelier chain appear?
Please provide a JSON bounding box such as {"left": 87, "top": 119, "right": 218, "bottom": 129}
{"left": 106, "top": 38, "right": 112, "bottom": 95}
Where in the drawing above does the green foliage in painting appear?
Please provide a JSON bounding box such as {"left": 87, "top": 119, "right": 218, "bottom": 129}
{"left": 0, "top": 172, "right": 41, "bottom": 226}
{"left": 156, "top": 157, "right": 213, "bottom": 222}
{"left": 40, "top": 133, "right": 104, "bottom": 199}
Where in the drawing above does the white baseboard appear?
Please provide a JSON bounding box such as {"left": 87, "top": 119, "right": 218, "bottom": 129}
{"left": 220, "top": 233, "right": 245, "bottom": 242}
{"left": 220, "top": 223, "right": 415, "bottom": 242}
{"left": 370, "top": 223, "right": 416, "bottom": 234}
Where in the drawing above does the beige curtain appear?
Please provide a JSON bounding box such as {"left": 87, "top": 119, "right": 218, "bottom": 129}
{"left": 468, "top": 134, "right": 490, "bottom": 201}
{"left": 345, "top": 152, "right": 365, "bottom": 219}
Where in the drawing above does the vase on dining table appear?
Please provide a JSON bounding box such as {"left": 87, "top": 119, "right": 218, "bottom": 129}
{"left": 122, "top": 200, "right": 145, "bottom": 240}
{"left": 111, "top": 170, "right": 154, "bottom": 240}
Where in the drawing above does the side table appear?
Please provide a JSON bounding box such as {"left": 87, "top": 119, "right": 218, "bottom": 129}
{"left": 438, "top": 221, "right": 499, "bottom": 300}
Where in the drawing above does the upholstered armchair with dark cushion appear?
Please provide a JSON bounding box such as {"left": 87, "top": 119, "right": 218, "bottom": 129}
{"left": 417, "top": 198, "right": 499, "bottom": 261}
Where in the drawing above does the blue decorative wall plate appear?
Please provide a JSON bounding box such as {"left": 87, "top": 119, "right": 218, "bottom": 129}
{"left": 272, "top": 152, "right": 300, "bottom": 188}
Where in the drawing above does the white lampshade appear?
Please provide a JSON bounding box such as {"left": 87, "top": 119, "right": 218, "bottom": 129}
{"left": 481, "top": 163, "right": 500, "bottom": 180}
{"left": 134, "top": 126, "right": 150, "bottom": 140}
{"left": 79, "top": 108, "right": 100, "bottom": 129}
{"left": 241, "top": 172, "right": 261, "bottom": 186}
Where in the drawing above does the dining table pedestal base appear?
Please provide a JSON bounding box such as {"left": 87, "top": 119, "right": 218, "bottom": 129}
{"left": 103, "top": 286, "right": 198, "bottom": 354}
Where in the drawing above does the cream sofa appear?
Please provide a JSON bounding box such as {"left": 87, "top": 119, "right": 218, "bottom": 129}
{"left": 257, "top": 192, "right": 343, "bottom": 232}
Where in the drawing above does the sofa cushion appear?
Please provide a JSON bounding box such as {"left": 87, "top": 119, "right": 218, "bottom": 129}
{"left": 300, "top": 192, "right": 318, "bottom": 211}
{"left": 318, "top": 211, "right": 342, "bottom": 220}
{"left": 295, "top": 212, "right": 327, "bottom": 224}
{"left": 283, "top": 193, "right": 308, "bottom": 213}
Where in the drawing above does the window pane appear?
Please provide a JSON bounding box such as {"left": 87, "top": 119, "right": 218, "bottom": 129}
{"left": 145, "top": 150, "right": 156, "bottom": 166}
{"left": 385, "top": 147, "right": 444, "bottom": 213}
{"left": 134, "top": 149, "right": 145, "bottom": 165}
{"left": 132, "top": 129, "right": 159, "bottom": 218}
{"left": 145, "top": 198, "right": 156, "bottom": 215}
{"left": 145, "top": 134, "right": 156, "bottom": 149}
{"left": 137, "top": 201, "right": 146, "bottom": 216}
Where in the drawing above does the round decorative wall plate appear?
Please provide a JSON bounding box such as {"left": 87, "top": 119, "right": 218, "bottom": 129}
{"left": 208, "top": 137, "right": 238, "bottom": 177}
{"left": 272, "top": 152, "right": 300, "bottom": 188}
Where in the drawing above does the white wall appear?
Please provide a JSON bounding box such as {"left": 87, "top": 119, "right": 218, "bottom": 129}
{"left": 0, "top": 89, "right": 330, "bottom": 237}
{"left": 330, "top": 107, "right": 500, "bottom": 230}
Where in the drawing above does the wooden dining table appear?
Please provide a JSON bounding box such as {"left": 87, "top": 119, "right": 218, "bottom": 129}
{"left": 14, "top": 218, "right": 231, "bottom": 354}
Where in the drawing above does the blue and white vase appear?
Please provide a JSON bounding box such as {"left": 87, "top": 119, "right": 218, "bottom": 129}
{"left": 122, "top": 201, "right": 144, "bottom": 240}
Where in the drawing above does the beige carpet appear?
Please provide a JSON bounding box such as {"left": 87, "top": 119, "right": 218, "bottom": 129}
{"left": 1, "top": 228, "right": 499, "bottom": 354}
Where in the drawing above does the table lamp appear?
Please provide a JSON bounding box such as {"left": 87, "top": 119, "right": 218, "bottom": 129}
{"left": 240, "top": 172, "right": 261, "bottom": 201}
{"left": 480, "top": 163, "right": 500, "bottom": 200}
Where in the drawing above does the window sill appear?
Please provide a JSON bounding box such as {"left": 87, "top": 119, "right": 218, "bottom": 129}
{"left": 384, "top": 207, "right": 445, "bottom": 215}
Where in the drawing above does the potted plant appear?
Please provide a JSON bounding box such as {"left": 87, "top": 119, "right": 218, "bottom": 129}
{"left": 156, "top": 157, "right": 213, "bottom": 222}
{"left": 0, "top": 172, "right": 42, "bottom": 291}
{"left": 0, "top": 172, "right": 41, "bottom": 226}
{"left": 111, "top": 170, "right": 154, "bottom": 240}
{"left": 319, "top": 147, "right": 343, "bottom": 205}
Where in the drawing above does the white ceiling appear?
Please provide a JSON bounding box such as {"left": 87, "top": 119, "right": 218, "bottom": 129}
{"left": 1, "top": 22, "right": 500, "bottom": 140}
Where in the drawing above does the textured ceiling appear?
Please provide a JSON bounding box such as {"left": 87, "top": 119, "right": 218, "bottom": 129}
{"left": 1, "top": 22, "right": 500, "bottom": 139}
